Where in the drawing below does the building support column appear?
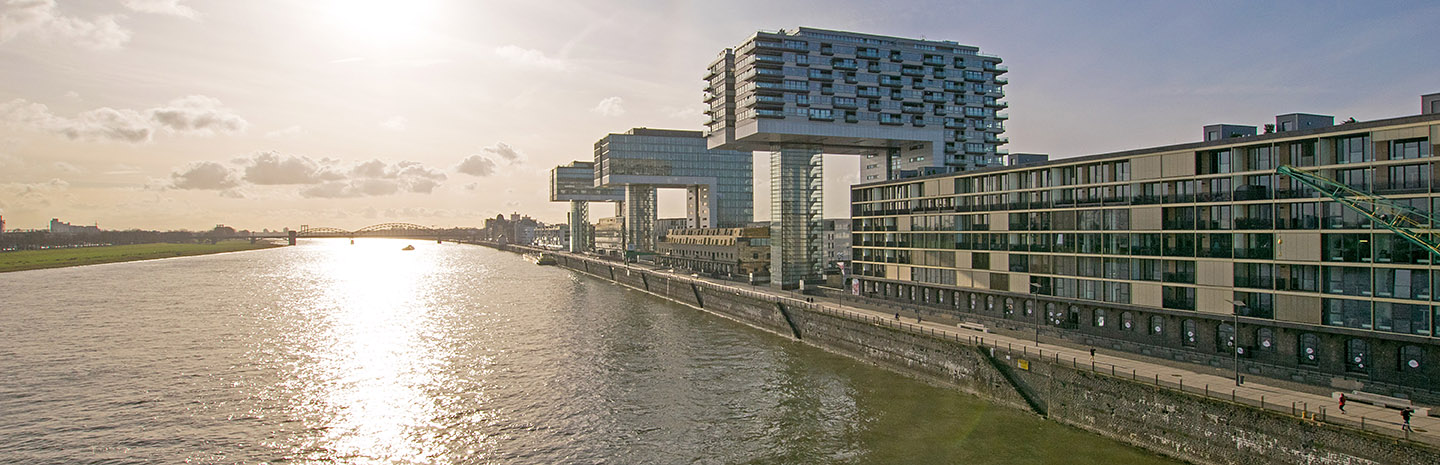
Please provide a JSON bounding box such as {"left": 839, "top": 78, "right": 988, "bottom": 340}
{"left": 624, "top": 184, "right": 657, "bottom": 253}
{"left": 686, "top": 183, "right": 714, "bottom": 229}
{"left": 770, "top": 146, "right": 824, "bottom": 289}
{"left": 568, "top": 201, "right": 589, "bottom": 253}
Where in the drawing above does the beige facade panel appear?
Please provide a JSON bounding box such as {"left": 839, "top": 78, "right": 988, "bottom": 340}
{"left": 956, "top": 269, "right": 973, "bottom": 287}
{"left": 992, "top": 252, "right": 1009, "bottom": 272}
{"left": 939, "top": 178, "right": 955, "bottom": 195}
{"left": 990, "top": 212, "right": 1009, "bottom": 231}
{"left": 1276, "top": 295, "right": 1323, "bottom": 324}
{"left": 1133, "top": 282, "right": 1162, "bottom": 307}
{"left": 1197, "top": 260, "right": 1234, "bottom": 287}
{"left": 924, "top": 179, "right": 940, "bottom": 196}
{"left": 1133, "top": 155, "right": 1162, "bottom": 181}
{"left": 1196, "top": 288, "right": 1234, "bottom": 315}
{"left": 1133, "top": 206, "right": 1162, "bottom": 230}
{"left": 886, "top": 265, "right": 899, "bottom": 280}
{"left": 897, "top": 265, "right": 911, "bottom": 281}
{"left": 1276, "top": 232, "right": 1320, "bottom": 262}
{"left": 963, "top": 270, "right": 988, "bottom": 289}
{"left": 1161, "top": 152, "right": 1196, "bottom": 178}
{"left": 1010, "top": 274, "right": 1030, "bottom": 293}
{"left": 957, "top": 251, "right": 971, "bottom": 268}
{"left": 1373, "top": 126, "right": 1428, "bottom": 142}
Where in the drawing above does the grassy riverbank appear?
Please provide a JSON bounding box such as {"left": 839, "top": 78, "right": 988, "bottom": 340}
{"left": 0, "top": 241, "right": 282, "bottom": 273}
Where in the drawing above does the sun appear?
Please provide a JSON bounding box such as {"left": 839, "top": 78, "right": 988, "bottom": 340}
{"left": 322, "top": 0, "right": 440, "bottom": 49}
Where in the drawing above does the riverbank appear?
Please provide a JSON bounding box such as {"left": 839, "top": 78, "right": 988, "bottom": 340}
{"left": 0, "top": 241, "right": 282, "bottom": 273}
{"left": 490, "top": 243, "right": 1438, "bottom": 465}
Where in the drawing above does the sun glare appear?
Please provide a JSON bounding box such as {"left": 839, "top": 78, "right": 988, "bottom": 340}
{"left": 323, "top": 0, "right": 440, "bottom": 49}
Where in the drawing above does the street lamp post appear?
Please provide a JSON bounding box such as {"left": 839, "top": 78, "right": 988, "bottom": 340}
{"left": 1227, "top": 299, "right": 1246, "bottom": 386}
{"left": 1029, "top": 282, "right": 1043, "bottom": 344}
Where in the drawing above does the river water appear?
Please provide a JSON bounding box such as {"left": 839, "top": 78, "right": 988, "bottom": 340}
{"left": 0, "top": 239, "right": 1176, "bottom": 464}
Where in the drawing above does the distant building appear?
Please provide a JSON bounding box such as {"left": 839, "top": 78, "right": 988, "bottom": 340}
{"left": 593, "top": 217, "right": 626, "bottom": 257}
{"left": 0, "top": 215, "right": 5, "bottom": 234}
{"left": 823, "top": 218, "right": 853, "bottom": 272}
{"left": 656, "top": 218, "right": 688, "bottom": 238}
{"left": 49, "top": 218, "right": 100, "bottom": 235}
{"left": 656, "top": 226, "right": 770, "bottom": 276}
{"left": 1004, "top": 153, "right": 1049, "bottom": 166}
{"left": 534, "top": 224, "right": 570, "bottom": 250}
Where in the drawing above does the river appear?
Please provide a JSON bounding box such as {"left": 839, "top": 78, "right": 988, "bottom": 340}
{"left": 0, "top": 239, "right": 1176, "bottom": 464}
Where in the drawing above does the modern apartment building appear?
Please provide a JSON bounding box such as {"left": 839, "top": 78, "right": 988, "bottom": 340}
{"left": 823, "top": 218, "right": 853, "bottom": 270}
{"left": 593, "top": 216, "right": 625, "bottom": 257}
{"left": 705, "top": 27, "right": 1006, "bottom": 288}
{"left": 850, "top": 99, "right": 1440, "bottom": 398}
{"left": 594, "top": 128, "right": 754, "bottom": 253}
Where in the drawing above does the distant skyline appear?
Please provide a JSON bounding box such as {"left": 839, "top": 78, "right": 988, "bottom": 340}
{"left": 2, "top": 0, "right": 1437, "bottom": 230}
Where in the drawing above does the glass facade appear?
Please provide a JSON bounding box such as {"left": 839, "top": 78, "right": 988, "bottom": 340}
{"left": 594, "top": 128, "right": 754, "bottom": 252}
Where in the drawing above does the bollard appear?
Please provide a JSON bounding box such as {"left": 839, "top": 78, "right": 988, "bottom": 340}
{"left": 1232, "top": 389, "right": 1236, "bottom": 403}
{"left": 1360, "top": 416, "right": 1365, "bottom": 430}
{"left": 1261, "top": 396, "right": 1265, "bottom": 410}
{"left": 1205, "top": 384, "right": 1209, "bottom": 397}
{"left": 1155, "top": 373, "right": 1159, "bottom": 385}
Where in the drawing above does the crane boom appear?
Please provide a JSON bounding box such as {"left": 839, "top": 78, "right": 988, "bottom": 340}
{"left": 1276, "top": 165, "right": 1440, "bottom": 256}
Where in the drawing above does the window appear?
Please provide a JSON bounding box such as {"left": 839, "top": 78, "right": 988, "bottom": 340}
{"left": 1163, "top": 286, "right": 1195, "bottom": 310}
{"left": 1345, "top": 339, "right": 1369, "bottom": 373}
{"left": 1150, "top": 316, "right": 1164, "bottom": 335}
{"left": 1391, "top": 138, "right": 1432, "bottom": 160}
{"left": 1298, "top": 333, "right": 1320, "bottom": 366}
{"left": 1256, "top": 328, "right": 1274, "bottom": 352}
{"left": 1182, "top": 319, "right": 1197, "bottom": 347}
{"left": 1121, "top": 311, "right": 1135, "bottom": 331}
{"left": 1375, "top": 302, "right": 1429, "bottom": 335}
{"left": 1217, "top": 323, "right": 1235, "bottom": 353}
{"left": 1093, "top": 309, "right": 1106, "bottom": 327}
{"left": 1336, "top": 135, "right": 1372, "bottom": 164}
{"left": 1323, "top": 266, "right": 1371, "bottom": 296}
{"left": 1399, "top": 345, "right": 1424, "bottom": 371}
{"left": 1046, "top": 303, "right": 1062, "bottom": 326}
{"left": 1324, "top": 298, "right": 1372, "bottom": 329}
{"left": 1024, "top": 300, "right": 1034, "bottom": 316}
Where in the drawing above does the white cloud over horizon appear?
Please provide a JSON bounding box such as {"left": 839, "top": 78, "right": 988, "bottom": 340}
{"left": 592, "top": 96, "right": 625, "bottom": 117}
{"left": 0, "top": 0, "right": 131, "bottom": 50}
{"left": 0, "top": 95, "right": 247, "bottom": 143}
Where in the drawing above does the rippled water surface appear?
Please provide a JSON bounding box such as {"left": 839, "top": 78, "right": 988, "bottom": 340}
{"left": 0, "top": 239, "right": 1177, "bottom": 464}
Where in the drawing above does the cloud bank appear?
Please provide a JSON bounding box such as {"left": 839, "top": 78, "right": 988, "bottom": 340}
{"left": 0, "top": 0, "right": 131, "bottom": 50}
{"left": 0, "top": 95, "right": 247, "bottom": 143}
{"left": 169, "top": 152, "right": 447, "bottom": 198}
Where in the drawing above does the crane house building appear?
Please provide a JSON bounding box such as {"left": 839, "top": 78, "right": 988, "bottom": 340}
{"left": 850, "top": 95, "right": 1440, "bottom": 400}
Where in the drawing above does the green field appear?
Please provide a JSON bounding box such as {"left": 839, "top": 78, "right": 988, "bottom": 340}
{"left": 0, "top": 241, "right": 282, "bottom": 273}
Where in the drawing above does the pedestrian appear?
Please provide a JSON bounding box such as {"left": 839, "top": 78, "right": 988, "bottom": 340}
{"left": 1090, "top": 348, "right": 1096, "bottom": 360}
{"left": 1402, "top": 408, "right": 1414, "bottom": 432}
{"left": 895, "top": 312, "right": 900, "bottom": 320}
{"left": 1338, "top": 393, "right": 1346, "bottom": 413}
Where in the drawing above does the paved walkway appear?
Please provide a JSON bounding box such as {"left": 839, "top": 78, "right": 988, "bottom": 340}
{"left": 637, "top": 266, "right": 1440, "bottom": 447}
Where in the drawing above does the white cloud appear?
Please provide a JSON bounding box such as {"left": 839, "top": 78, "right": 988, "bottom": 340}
{"left": 380, "top": 115, "right": 407, "bottom": 131}
{"left": 480, "top": 141, "right": 523, "bottom": 163}
{"left": 592, "top": 96, "right": 625, "bottom": 117}
{"left": 299, "top": 159, "right": 446, "bottom": 198}
{"left": 171, "top": 161, "right": 239, "bottom": 190}
{"left": 494, "top": 45, "right": 568, "bottom": 70}
{"left": 263, "top": 125, "right": 303, "bottom": 139}
{"left": 0, "top": 0, "right": 131, "bottom": 50}
{"left": 0, "top": 95, "right": 247, "bottom": 143}
{"left": 455, "top": 154, "right": 496, "bottom": 177}
{"left": 121, "top": 0, "right": 198, "bottom": 19}
{"left": 237, "top": 151, "right": 343, "bottom": 185}
{"left": 62, "top": 90, "right": 81, "bottom": 101}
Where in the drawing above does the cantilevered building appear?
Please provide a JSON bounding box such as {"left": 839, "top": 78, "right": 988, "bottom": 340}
{"left": 705, "top": 27, "right": 1008, "bottom": 179}
{"left": 705, "top": 27, "right": 1006, "bottom": 288}
{"left": 594, "top": 128, "right": 754, "bottom": 254}
{"left": 850, "top": 95, "right": 1440, "bottom": 399}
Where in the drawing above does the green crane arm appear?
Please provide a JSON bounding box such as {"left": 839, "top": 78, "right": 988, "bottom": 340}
{"left": 1276, "top": 165, "right": 1440, "bottom": 256}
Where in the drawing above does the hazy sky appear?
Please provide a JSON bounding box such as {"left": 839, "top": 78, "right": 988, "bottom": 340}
{"left": 2, "top": 0, "right": 1437, "bottom": 231}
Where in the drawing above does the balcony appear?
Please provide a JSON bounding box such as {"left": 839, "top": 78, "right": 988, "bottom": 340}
{"left": 985, "top": 99, "right": 1008, "bottom": 108}
{"left": 857, "top": 49, "right": 881, "bottom": 59}
{"left": 753, "top": 54, "right": 785, "bottom": 65}
{"left": 986, "top": 64, "right": 1008, "bottom": 74}
{"left": 995, "top": 112, "right": 1009, "bottom": 120}
{"left": 995, "top": 76, "right": 1009, "bottom": 85}
{"left": 831, "top": 59, "right": 858, "bottom": 70}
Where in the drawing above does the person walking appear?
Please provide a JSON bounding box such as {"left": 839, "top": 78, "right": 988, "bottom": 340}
{"left": 1338, "top": 394, "right": 1346, "bottom": 413}
{"left": 1090, "top": 348, "right": 1096, "bottom": 361}
{"left": 1402, "top": 408, "right": 1414, "bottom": 432}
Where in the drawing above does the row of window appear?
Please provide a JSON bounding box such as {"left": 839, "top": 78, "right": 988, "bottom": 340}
{"left": 858, "top": 279, "right": 1428, "bottom": 373}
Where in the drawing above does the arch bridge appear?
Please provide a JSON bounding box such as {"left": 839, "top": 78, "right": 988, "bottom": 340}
{"left": 297, "top": 223, "right": 447, "bottom": 238}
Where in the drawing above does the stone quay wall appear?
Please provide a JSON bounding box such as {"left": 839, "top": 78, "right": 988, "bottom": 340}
{"left": 535, "top": 249, "right": 1437, "bottom": 465}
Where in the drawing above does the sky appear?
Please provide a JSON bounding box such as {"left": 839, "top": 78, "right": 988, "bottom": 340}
{"left": 1, "top": 0, "right": 1437, "bottom": 231}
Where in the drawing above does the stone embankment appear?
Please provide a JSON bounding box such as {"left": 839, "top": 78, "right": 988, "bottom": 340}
{"left": 495, "top": 244, "right": 1438, "bottom": 465}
